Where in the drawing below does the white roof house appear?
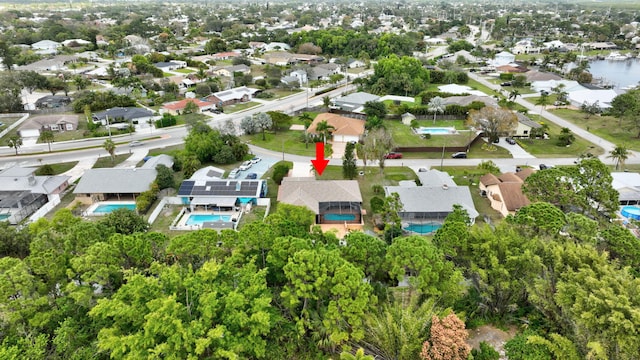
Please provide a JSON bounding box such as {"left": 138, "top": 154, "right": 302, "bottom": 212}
{"left": 568, "top": 89, "right": 619, "bottom": 109}
{"left": 612, "top": 172, "right": 640, "bottom": 205}
{"left": 530, "top": 80, "right": 586, "bottom": 94}
{"left": 492, "top": 51, "right": 516, "bottom": 66}
{"left": 438, "top": 84, "right": 488, "bottom": 97}
{"left": 31, "top": 40, "right": 61, "bottom": 50}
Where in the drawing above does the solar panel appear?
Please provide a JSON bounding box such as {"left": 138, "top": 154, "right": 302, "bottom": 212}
{"left": 177, "top": 181, "right": 195, "bottom": 196}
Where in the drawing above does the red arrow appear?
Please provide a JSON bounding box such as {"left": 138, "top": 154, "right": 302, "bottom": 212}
{"left": 311, "top": 142, "right": 329, "bottom": 176}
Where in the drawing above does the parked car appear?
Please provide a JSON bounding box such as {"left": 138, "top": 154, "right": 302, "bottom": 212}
{"left": 540, "top": 90, "right": 550, "bottom": 96}
{"left": 129, "top": 140, "right": 142, "bottom": 147}
{"left": 506, "top": 137, "right": 516, "bottom": 145}
{"left": 228, "top": 169, "right": 239, "bottom": 178}
{"left": 239, "top": 161, "right": 252, "bottom": 171}
{"left": 418, "top": 167, "right": 428, "bottom": 172}
{"left": 492, "top": 138, "right": 500, "bottom": 143}
{"left": 250, "top": 157, "right": 262, "bottom": 164}
{"left": 384, "top": 152, "right": 403, "bottom": 159}
{"left": 245, "top": 173, "right": 258, "bottom": 179}
{"left": 539, "top": 164, "right": 548, "bottom": 170}
{"left": 500, "top": 82, "right": 512, "bottom": 86}
{"left": 452, "top": 152, "right": 467, "bottom": 159}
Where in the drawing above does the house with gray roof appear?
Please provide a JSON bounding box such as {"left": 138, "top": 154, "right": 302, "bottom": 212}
{"left": 330, "top": 92, "right": 380, "bottom": 113}
{"left": 141, "top": 154, "right": 174, "bottom": 170}
{"left": 385, "top": 169, "right": 478, "bottom": 231}
{"left": 0, "top": 166, "right": 70, "bottom": 224}
{"left": 74, "top": 168, "right": 157, "bottom": 204}
{"left": 277, "top": 178, "right": 364, "bottom": 236}
{"left": 93, "top": 107, "right": 155, "bottom": 125}
{"left": 514, "top": 113, "right": 542, "bottom": 138}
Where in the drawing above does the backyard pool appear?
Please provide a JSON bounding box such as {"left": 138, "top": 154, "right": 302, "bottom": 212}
{"left": 93, "top": 203, "right": 137, "bottom": 214}
{"left": 404, "top": 223, "right": 442, "bottom": 235}
{"left": 416, "top": 127, "right": 456, "bottom": 135}
{"left": 0, "top": 214, "right": 10, "bottom": 221}
{"left": 186, "top": 214, "right": 232, "bottom": 226}
{"left": 621, "top": 206, "right": 640, "bottom": 221}
{"left": 324, "top": 213, "right": 357, "bottom": 221}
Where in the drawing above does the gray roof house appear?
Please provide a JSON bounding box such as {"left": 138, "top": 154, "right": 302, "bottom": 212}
{"left": 514, "top": 113, "right": 542, "bottom": 138}
{"left": 93, "top": 107, "right": 155, "bottom": 125}
{"left": 331, "top": 92, "right": 380, "bottom": 112}
{"left": 277, "top": 178, "right": 364, "bottom": 237}
{"left": 141, "top": 154, "right": 174, "bottom": 170}
{"left": 74, "top": 168, "right": 157, "bottom": 203}
{"left": 0, "top": 166, "right": 70, "bottom": 224}
{"left": 441, "top": 95, "right": 499, "bottom": 108}
{"left": 384, "top": 169, "right": 478, "bottom": 230}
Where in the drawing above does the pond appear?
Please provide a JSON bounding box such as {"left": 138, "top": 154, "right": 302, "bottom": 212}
{"left": 588, "top": 59, "right": 640, "bottom": 89}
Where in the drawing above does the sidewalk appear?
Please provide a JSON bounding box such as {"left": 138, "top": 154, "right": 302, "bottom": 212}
{"left": 61, "top": 157, "right": 98, "bottom": 183}
{"left": 116, "top": 148, "right": 149, "bottom": 168}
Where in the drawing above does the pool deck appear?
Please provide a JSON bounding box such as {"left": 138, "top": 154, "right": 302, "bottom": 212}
{"left": 85, "top": 201, "right": 137, "bottom": 216}
{"left": 316, "top": 223, "right": 364, "bottom": 239}
{"left": 173, "top": 210, "right": 241, "bottom": 230}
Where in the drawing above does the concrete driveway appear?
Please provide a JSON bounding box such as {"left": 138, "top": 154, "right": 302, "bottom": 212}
{"left": 494, "top": 137, "right": 535, "bottom": 159}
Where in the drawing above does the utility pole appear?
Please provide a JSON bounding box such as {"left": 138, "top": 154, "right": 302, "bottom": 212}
{"left": 106, "top": 115, "right": 112, "bottom": 139}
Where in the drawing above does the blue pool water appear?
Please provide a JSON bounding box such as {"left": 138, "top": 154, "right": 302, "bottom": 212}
{"left": 0, "top": 214, "right": 9, "bottom": 221}
{"left": 404, "top": 223, "right": 442, "bottom": 234}
{"left": 238, "top": 197, "right": 254, "bottom": 204}
{"left": 417, "top": 127, "right": 454, "bottom": 135}
{"left": 621, "top": 206, "right": 640, "bottom": 220}
{"left": 186, "top": 214, "right": 232, "bottom": 226}
{"left": 93, "top": 203, "right": 136, "bottom": 214}
{"left": 324, "top": 213, "right": 357, "bottom": 221}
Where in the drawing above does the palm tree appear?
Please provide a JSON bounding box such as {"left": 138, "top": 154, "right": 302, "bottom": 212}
{"left": 322, "top": 96, "right": 331, "bottom": 109}
{"left": 536, "top": 93, "right": 550, "bottom": 114}
{"left": 299, "top": 112, "right": 313, "bottom": 149}
{"left": 608, "top": 145, "right": 632, "bottom": 170}
{"left": 428, "top": 96, "right": 445, "bottom": 124}
{"left": 103, "top": 139, "right": 116, "bottom": 163}
{"left": 38, "top": 130, "right": 55, "bottom": 152}
{"left": 315, "top": 120, "right": 335, "bottom": 144}
{"left": 7, "top": 135, "right": 22, "bottom": 156}
{"left": 508, "top": 89, "right": 521, "bottom": 102}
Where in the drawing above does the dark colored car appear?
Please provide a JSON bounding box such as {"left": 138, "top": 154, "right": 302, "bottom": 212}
{"left": 539, "top": 164, "right": 548, "bottom": 170}
{"left": 245, "top": 173, "right": 258, "bottom": 179}
{"left": 384, "top": 152, "right": 403, "bottom": 159}
{"left": 452, "top": 152, "right": 467, "bottom": 159}
{"left": 506, "top": 137, "right": 516, "bottom": 145}
{"left": 500, "top": 82, "right": 512, "bottom": 86}
{"left": 492, "top": 138, "right": 500, "bottom": 143}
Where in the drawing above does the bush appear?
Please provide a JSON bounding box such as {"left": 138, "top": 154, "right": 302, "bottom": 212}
{"left": 504, "top": 331, "right": 552, "bottom": 360}
{"left": 155, "top": 113, "right": 177, "bottom": 128}
{"left": 155, "top": 164, "right": 174, "bottom": 190}
{"left": 422, "top": 133, "right": 432, "bottom": 140}
{"left": 371, "top": 184, "right": 384, "bottom": 195}
{"left": 213, "top": 145, "right": 236, "bottom": 164}
{"left": 471, "top": 342, "right": 501, "bottom": 360}
{"left": 36, "top": 164, "right": 55, "bottom": 176}
{"left": 499, "top": 73, "right": 514, "bottom": 80}
{"left": 370, "top": 197, "right": 384, "bottom": 213}
{"left": 256, "top": 91, "right": 274, "bottom": 99}
{"left": 272, "top": 163, "right": 290, "bottom": 185}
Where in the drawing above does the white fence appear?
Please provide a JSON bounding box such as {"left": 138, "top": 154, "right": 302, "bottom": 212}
{"left": 0, "top": 113, "right": 29, "bottom": 139}
{"left": 147, "top": 196, "right": 184, "bottom": 224}
{"left": 28, "top": 194, "right": 61, "bottom": 223}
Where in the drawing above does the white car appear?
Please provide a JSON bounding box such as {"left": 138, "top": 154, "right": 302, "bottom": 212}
{"left": 228, "top": 169, "right": 239, "bottom": 178}
{"left": 250, "top": 157, "right": 262, "bottom": 164}
{"left": 129, "top": 140, "right": 142, "bottom": 147}
{"left": 239, "top": 161, "right": 252, "bottom": 171}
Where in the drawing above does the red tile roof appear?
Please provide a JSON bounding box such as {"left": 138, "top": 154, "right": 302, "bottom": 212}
{"left": 162, "top": 98, "right": 214, "bottom": 111}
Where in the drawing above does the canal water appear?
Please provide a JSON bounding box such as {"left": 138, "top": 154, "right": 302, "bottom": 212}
{"left": 588, "top": 59, "right": 640, "bottom": 89}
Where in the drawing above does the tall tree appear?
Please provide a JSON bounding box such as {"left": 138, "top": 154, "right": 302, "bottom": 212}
{"left": 342, "top": 141, "right": 358, "bottom": 179}
{"left": 363, "top": 101, "right": 387, "bottom": 120}
{"left": 428, "top": 96, "right": 445, "bottom": 124}
{"left": 38, "top": 130, "right": 55, "bottom": 153}
{"left": 315, "top": 119, "right": 335, "bottom": 145}
{"left": 467, "top": 107, "right": 517, "bottom": 143}
{"left": 607, "top": 145, "right": 631, "bottom": 170}
{"left": 364, "top": 128, "right": 395, "bottom": 174}
{"left": 420, "top": 314, "right": 471, "bottom": 360}
{"left": 7, "top": 135, "right": 22, "bottom": 156}
{"left": 103, "top": 139, "right": 115, "bottom": 163}
{"left": 535, "top": 92, "right": 550, "bottom": 113}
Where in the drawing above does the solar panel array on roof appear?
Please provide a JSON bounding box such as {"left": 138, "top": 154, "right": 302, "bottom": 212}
{"left": 178, "top": 180, "right": 195, "bottom": 195}
{"left": 177, "top": 180, "right": 260, "bottom": 197}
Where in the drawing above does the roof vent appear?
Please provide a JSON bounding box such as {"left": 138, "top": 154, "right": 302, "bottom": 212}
{"left": 442, "top": 184, "right": 449, "bottom": 190}
{"left": 28, "top": 174, "right": 36, "bottom": 186}
{"left": 235, "top": 182, "right": 241, "bottom": 191}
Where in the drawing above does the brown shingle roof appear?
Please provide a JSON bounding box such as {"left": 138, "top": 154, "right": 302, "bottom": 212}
{"left": 498, "top": 173, "right": 523, "bottom": 183}
{"left": 307, "top": 113, "right": 365, "bottom": 137}
{"left": 497, "top": 182, "right": 531, "bottom": 211}
{"left": 515, "top": 168, "right": 536, "bottom": 181}
{"left": 480, "top": 173, "right": 500, "bottom": 186}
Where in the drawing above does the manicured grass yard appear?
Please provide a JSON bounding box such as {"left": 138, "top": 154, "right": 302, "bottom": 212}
{"left": 441, "top": 165, "right": 504, "bottom": 224}
{"left": 243, "top": 130, "right": 332, "bottom": 158}
{"left": 549, "top": 108, "right": 640, "bottom": 151}
{"left": 386, "top": 119, "right": 470, "bottom": 148}
{"left": 224, "top": 101, "right": 261, "bottom": 113}
{"left": 262, "top": 89, "right": 303, "bottom": 99}
{"left": 37, "top": 161, "right": 78, "bottom": 175}
{"left": 174, "top": 68, "right": 195, "bottom": 74}
{"left": 515, "top": 113, "right": 604, "bottom": 158}
{"left": 93, "top": 154, "right": 131, "bottom": 168}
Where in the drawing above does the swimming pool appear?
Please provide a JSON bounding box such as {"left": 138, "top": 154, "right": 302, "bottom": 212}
{"left": 0, "top": 214, "right": 9, "bottom": 221}
{"left": 416, "top": 127, "right": 456, "bottom": 135}
{"left": 324, "top": 213, "right": 357, "bottom": 221}
{"left": 93, "top": 203, "right": 137, "bottom": 214}
{"left": 186, "top": 214, "right": 232, "bottom": 226}
{"left": 621, "top": 206, "right": 640, "bottom": 220}
{"left": 404, "top": 223, "right": 442, "bottom": 234}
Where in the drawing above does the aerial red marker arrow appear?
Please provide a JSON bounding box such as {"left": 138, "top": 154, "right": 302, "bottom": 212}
{"left": 311, "top": 142, "right": 329, "bottom": 176}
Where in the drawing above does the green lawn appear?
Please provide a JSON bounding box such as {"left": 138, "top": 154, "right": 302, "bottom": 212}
{"left": 224, "top": 101, "right": 261, "bottom": 113}
{"left": 549, "top": 108, "right": 640, "bottom": 151}
{"left": 243, "top": 130, "right": 331, "bottom": 158}
{"left": 93, "top": 154, "right": 131, "bottom": 168}
{"left": 177, "top": 113, "right": 209, "bottom": 125}
{"left": 515, "top": 113, "right": 604, "bottom": 158}
{"left": 174, "top": 68, "right": 195, "bottom": 74}
{"left": 263, "top": 88, "right": 304, "bottom": 99}
{"left": 260, "top": 160, "right": 294, "bottom": 214}
{"left": 36, "top": 161, "right": 78, "bottom": 175}
{"left": 163, "top": 72, "right": 173, "bottom": 77}
{"left": 385, "top": 119, "right": 475, "bottom": 148}
{"left": 320, "top": 165, "right": 418, "bottom": 229}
